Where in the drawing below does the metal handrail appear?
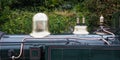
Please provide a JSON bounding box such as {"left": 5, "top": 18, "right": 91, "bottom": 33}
{"left": 10, "top": 37, "right": 81, "bottom": 60}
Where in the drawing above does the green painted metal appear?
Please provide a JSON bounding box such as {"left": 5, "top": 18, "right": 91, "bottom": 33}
{"left": 1, "top": 45, "right": 120, "bottom": 60}
{"left": 45, "top": 45, "right": 120, "bottom": 60}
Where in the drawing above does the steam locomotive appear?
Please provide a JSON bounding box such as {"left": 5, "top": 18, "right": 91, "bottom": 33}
{"left": 0, "top": 13, "right": 120, "bottom": 60}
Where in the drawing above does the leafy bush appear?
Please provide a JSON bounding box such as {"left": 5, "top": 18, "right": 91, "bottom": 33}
{"left": 48, "top": 11, "right": 76, "bottom": 34}
{"left": 1, "top": 10, "right": 34, "bottom": 34}
{"left": 0, "top": 0, "right": 120, "bottom": 34}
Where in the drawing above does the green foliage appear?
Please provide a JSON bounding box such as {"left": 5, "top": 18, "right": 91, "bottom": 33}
{"left": 0, "top": 7, "right": 11, "bottom": 26}
{"left": 0, "top": 0, "right": 120, "bottom": 34}
{"left": 1, "top": 10, "right": 34, "bottom": 34}
{"left": 83, "top": 0, "right": 120, "bottom": 32}
{"left": 48, "top": 11, "right": 76, "bottom": 34}
{"left": 112, "top": 11, "right": 120, "bottom": 34}
{"left": 87, "top": 14, "right": 99, "bottom": 33}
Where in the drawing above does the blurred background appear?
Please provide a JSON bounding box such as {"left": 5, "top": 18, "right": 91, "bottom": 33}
{"left": 0, "top": 0, "right": 120, "bottom": 34}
